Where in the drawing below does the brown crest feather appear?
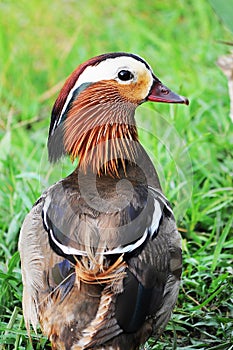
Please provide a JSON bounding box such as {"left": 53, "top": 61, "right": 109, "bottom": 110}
{"left": 64, "top": 81, "right": 139, "bottom": 177}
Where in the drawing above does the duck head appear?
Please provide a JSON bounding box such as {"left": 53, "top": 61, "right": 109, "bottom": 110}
{"left": 48, "top": 52, "right": 188, "bottom": 176}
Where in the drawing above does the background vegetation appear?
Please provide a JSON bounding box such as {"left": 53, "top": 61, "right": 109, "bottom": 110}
{"left": 0, "top": 0, "right": 232, "bottom": 349}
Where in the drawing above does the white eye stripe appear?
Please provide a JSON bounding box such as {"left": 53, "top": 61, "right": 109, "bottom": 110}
{"left": 76, "top": 57, "right": 149, "bottom": 87}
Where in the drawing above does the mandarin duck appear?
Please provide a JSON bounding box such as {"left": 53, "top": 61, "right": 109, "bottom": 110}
{"left": 19, "top": 52, "right": 189, "bottom": 350}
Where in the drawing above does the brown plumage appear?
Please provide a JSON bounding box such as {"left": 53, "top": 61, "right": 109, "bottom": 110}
{"left": 19, "top": 52, "right": 188, "bottom": 349}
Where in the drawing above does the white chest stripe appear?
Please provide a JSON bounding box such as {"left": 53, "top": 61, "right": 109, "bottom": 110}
{"left": 48, "top": 226, "right": 89, "bottom": 256}
{"left": 42, "top": 195, "right": 88, "bottom": 256}
{"left": 149, "top": 199, "right": 162, "bottom": 236}
{"left": 148, "top": 186, "right": 173, "bottom": 215}
{"left": 103, "top": 227, "right": 149, "bottom": 255}
{"left": 42, "top": 190, "right": 170, "bottom": 257}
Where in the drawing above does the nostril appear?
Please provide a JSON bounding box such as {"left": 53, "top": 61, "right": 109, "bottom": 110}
{"left": 160, "top": 86, "right": 169, "bottom": 94}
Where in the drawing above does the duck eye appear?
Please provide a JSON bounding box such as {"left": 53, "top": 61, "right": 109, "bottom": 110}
{"left": 118, "top": 70, "right": 134, "bottom": 81}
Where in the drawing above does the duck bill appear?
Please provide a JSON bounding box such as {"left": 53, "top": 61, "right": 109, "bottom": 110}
{"left": 147, "top": 81, "right": 189, "bottom": 105}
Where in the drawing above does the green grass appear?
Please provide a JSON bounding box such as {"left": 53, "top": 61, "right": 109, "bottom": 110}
{"left": 0, "top": 0, "right": 233, "bottom": 349}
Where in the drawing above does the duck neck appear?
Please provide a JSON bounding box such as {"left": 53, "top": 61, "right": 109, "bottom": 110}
{"left": 62, "top": 89, "right": 141, "bottom": 177}
{"left": 75, "top": 122, "right": 140, "bottom": 177}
